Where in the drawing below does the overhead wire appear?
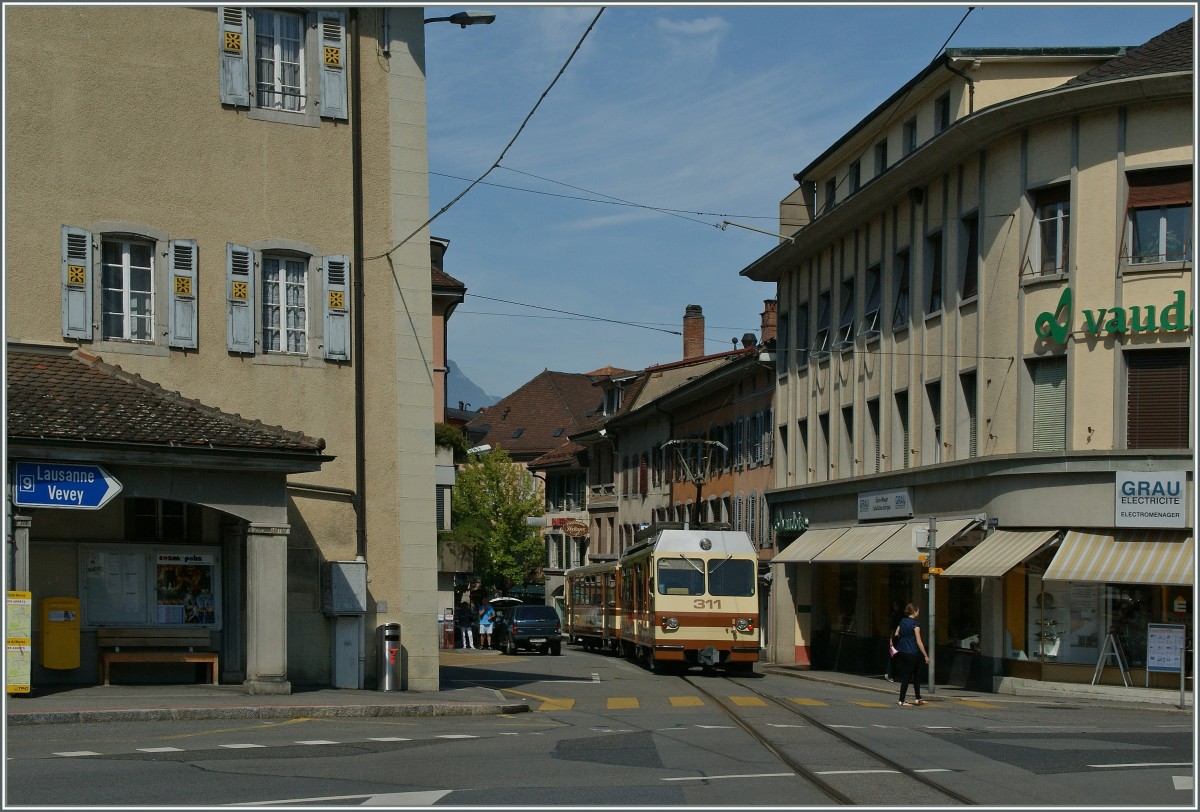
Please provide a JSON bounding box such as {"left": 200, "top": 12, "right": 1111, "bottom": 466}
{"left": 365, "top": 7, "right": 606, "bottom": 263}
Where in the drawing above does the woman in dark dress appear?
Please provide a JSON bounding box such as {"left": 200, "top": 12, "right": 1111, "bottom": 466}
{"left": 894, "top": 602, "right": 930, "bottom": 706}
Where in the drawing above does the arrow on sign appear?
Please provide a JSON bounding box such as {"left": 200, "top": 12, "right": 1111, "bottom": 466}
{"left": 13, "top": 462, "right": 122, "bottom": 510}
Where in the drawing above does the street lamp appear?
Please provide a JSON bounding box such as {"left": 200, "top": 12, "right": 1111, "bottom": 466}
{"left": 425, "top": 10, "right": 496, "bottom": 27}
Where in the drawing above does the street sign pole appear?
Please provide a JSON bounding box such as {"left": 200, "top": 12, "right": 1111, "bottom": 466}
{"left": 927, "top": 516, "right": 937, "bottom": 696}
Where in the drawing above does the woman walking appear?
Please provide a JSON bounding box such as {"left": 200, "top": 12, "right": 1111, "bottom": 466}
{"left": 893, "top": 602, "right": 929, "bottom": 707}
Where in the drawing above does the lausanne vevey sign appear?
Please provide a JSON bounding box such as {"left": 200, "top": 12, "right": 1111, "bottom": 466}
{"left": 13, "top": 462, "right": 122, "bottom": 509}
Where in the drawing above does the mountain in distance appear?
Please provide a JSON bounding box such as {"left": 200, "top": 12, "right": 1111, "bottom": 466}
{"left": 446, "top": 359, "right": 497, "bottom": 411}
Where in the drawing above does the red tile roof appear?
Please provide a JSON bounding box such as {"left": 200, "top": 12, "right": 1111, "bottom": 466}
{"left": 6, "top": 345, "right": 326, "bottom": 453}
{"left": 465, "top": 370, "right": 602, "bottom": 459}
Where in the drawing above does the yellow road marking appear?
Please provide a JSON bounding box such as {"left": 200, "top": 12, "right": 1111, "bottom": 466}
{"left": 162, "top": 718, "right": 311, "bottom": 740}
{"left": 607, "top": 697, "right": 640, "bottom": 709}
{"left": 853, "top": 700, "right": 891, "bottom": 708}
{"left": 669, "top": 696, "right": 704, "bottom": 707}
{"left": 789, "top": 697, "right": 827, "bottom": 706}
{"left": 957, "top": 699, "right": 1003, "bottom": 709}
{"left": 538, "top": 699, "right": 575, "bottom": 711}
{"left": 729, "top": 695, "right": 768, "bottom": 707}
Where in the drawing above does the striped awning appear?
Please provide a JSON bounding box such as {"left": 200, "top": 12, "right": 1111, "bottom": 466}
{"left": 942, "top": 529, "right": 1060, "bottom": 578}
{"left": 1042, "top": 528, "right": 1194, "bottom": 585}
{"left": 863, "top": 518, "right": 978, "bottom": 563}
{"left": 770, "top": 527, "right": 850, "bottom": 564}
{"left": 813, "top": 523, "right": 907, "bottom": 562}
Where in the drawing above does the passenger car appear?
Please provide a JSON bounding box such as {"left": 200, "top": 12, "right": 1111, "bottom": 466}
{"left": 494, "top": 604, "right": 562, "bottom": 655}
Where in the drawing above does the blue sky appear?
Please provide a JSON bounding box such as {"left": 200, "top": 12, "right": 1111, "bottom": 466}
{"left": 424, "top": 2, "right": 1194, "bottom": 403}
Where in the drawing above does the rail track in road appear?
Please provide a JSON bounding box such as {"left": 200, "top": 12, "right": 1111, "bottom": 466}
{"left": 680, "top": 673, "right": 977, "bottom": 805}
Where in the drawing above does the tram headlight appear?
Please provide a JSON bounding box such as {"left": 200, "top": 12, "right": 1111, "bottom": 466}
{"left": 735, "top": 618, "right": 753, "bottom": 633}
{"left": 662, "top": 616, "right": 679, "bottom": 631}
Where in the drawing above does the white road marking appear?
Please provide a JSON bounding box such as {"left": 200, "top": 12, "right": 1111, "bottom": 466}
{"left": 220, "top": 744, "right": 266, "bottom": 749}
{"left": 1088, "top": 762, "right": 1193, "bottom": 768}
{"left": 768, "top": 723, "right": 805, "bottom": 728}
{"left": 53, "top": 751, "right": 100, "bottom": 757}
{"left": 815, "top": 769, "right": 898, "bottom": 775}
{"left": 295, "top": 740, "right": 339, "bottom": 745}
{"left": 368, "top": 737, "right": 410, "bottom": 742}
{"left": 1173, "top": 776, "right": 1193, "bottom": 791}
{"left": 695, "top": 725, "right": 734, "bottom": 729}
{"left": 436, "top": 734, "right": 478, "bottom": 739}
{"left": 663, "top": 772, "right": 795, "bottom": 782}
{"left": 137, "top": 747, "right": 184, "bottom": 753}
{"left": 828, "top": 724, "right": 863, "bottom": 729}
{"left": 228, "top": 790, "right": 452, "bottom": 806}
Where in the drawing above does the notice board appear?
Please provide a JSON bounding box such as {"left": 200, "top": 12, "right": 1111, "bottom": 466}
{"left": 82, "top": 550, "right": 147, "bottom": 625}
{"left": 1146, "top": 623, "right": 1187, "bottom": 673}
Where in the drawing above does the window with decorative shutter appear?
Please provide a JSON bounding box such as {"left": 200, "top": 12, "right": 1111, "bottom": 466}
{"left": 1127, "top": 349, "right": 1190, "bottom": 449}
{"left": 1030, "top": 356, "right": 1067, "bottom": 451}
{"left": 168, "top": 239, "right": 198, "bottom": 349}
{"left": 218, "top": 7, "right": 250, "bottom": 106}
{"left": 322, "top": 254, "right": 351, "bottom": 360}
{"left": 226, "top": 243, "right": 255, "bottom": 353}
{"left": 318, "top": 10, "right": 348, "bottom": 120}
{"left": 61, "top": 225, "right": 93, "bottom": 339}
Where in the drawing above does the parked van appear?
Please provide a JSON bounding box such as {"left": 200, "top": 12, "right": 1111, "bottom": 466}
{"left": 495, "top": 604, "right": 562, "bottom": 655}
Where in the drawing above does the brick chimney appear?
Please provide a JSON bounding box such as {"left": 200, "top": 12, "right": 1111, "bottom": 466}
{"left": 760, "top": 299, "right": 778, "bottom": 343}
{"left": 683, "top": 304, "right": 705, "bottom": 359}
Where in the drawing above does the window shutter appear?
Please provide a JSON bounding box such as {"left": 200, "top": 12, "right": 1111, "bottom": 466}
{"left": 318, "top": 10, "right": 348, "bottom": 120}
{"left": 218, "top": 7, "right": 250, "bottom": 107}
{"left": 1127, "top": 168, "right": 1193, "bottom": 208}
{"left": 322, "top": 254, "right": 351, "bottom": 360}
{"left": 765, "top": 406, "right": 774, "bottom": 463}
{"left": 1031, "top": 356, "right": 1067, "bottom": 451}
{"left": 61, "top": 225, "right": 93, "bottom": 339}
{"left": 1127, "top": 349, "right": 1190, "bottom": 449}
{"left": 167, "top": 239, "right": 199, "bottom": 349}
{"left": 226, "top": 243, "right": 255, "bottom": 354}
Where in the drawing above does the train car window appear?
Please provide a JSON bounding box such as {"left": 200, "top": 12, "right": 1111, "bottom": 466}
{"left": 657, "top": 558, "right": 705, "bottom": 595}
{"left": 708, "top": 557, "right": 755, "bottom": 597}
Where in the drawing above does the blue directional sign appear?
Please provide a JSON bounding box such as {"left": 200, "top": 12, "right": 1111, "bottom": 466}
{"left": 12, "top": 462, "right": 122, "bottom": 510}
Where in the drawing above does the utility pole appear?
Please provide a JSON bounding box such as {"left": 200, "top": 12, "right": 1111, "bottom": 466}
{"left": 927, "top": 516, "right": 937, "bottom": 696}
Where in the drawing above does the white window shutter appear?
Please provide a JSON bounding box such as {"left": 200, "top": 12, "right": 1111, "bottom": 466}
{"left": 61, "top": 225, "right": 93, "bottom": 339}
{"left": 168, "top": 239, "right": 199, "bottom": 349}
{"left": 318, "top": 10, "right": 348, "bottom": 120}
{"left": 322, "top": 254, "right": 351, "bottom": 360}
{"left": 218, "top": 7, "right": 250, "bottom": 107}
{"left": 226, "top": 243, "right": 255, "bottom": 353}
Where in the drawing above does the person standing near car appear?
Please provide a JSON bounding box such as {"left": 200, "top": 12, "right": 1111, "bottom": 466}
{"left": 478, "top": 598, "right": 495, "bottom": 650}
{"left": 456, "top": 601, "right": 475, "bottom": 649}
{"left": 894, "top": 603, "right": 929, "bottom": 707}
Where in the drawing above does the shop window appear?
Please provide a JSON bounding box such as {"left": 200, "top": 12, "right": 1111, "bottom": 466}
{"left": 1124, "top": 166, "right": 1192, "bottom": 266}
{"left": 1126, "top": 348, "right": 1190, "bottom": 449}
{"left": 1030, "top": 355, "right": 1067, "bottom": 451}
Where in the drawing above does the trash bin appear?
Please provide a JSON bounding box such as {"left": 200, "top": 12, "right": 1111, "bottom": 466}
{"left": 376, "top": 623, "right": 401, "bottom": 691}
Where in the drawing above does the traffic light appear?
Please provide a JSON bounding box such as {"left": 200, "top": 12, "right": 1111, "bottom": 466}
{"left": 917, "top": 554, "right": 929, "bottom": 565}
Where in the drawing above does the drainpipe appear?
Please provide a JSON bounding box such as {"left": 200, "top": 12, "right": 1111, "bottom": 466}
{"left": 350, "top": 9, "right": 367, "bottom": 560}
{"left": 945, "top": 59, "right": 976, "bottom": 115}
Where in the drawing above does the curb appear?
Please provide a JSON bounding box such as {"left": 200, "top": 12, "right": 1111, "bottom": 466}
{"left": 6, "top": 701, "right": 531, "bottom": 726}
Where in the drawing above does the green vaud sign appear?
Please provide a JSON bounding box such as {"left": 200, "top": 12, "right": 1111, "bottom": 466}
{"left": 1036, "top": 288, "right": 1192, "bottom": 343}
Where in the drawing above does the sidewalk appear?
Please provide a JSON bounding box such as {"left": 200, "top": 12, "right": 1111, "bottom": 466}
{"left": 763, "top": 662, "right": 1194, "bottom": 711}
{"left": 6, "top": 649, "right": 528, "bottom": 727}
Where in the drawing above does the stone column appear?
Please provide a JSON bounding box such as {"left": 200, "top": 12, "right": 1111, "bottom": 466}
{"left": 9, "top": 515, "right": 32, "bottom": 591}
{"left": 243, "top": 523, "right": 291, "bottom": 695}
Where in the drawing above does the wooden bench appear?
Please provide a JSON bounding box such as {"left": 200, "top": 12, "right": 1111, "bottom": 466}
{"left": 96, "top": 628, "right": 219, "bottom": 686}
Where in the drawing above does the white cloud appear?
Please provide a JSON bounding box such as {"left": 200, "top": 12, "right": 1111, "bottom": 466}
{"left": 656, "top": 16, "right": 730, "bottom": 37}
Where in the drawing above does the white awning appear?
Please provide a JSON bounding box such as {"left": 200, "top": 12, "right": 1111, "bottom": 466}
{"left": 1042, "top": 529, "right": 1194, "bottom": 585}
{"left": 813, "top": 523, "right": 907, "bottom": 562}
{"left": 862, "top": 518, "right": 978, "bottom": 563}
{"left": 941, "top": 529, "right": 1060, "bottom": 578}
{"left": 770, "top": 527, "right": 850, "bottom": 564}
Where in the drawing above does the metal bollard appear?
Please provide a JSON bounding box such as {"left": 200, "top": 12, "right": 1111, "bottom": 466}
{"left": 376, "top": 623, "right": 401, "bottom": 691}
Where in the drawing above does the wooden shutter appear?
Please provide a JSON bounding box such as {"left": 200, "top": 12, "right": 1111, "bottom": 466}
{"left": 1127, "top": 349, "right": 1190, "bottom": 449}
{"left": 218, "top": 7, "right": 250, "bottom": 107}
{"left": 638, "top": 453, "right": 648, "bottom": 496}
{"left": 322, "top": 254, "right": 351, "bottom": 360}
{"left": 167, "top": 239, "right": 198, "bottom": 349}
{"left": 318, "top": 10, "right": 348, "bottom": 120}
{"left": 1032, "top": 356, "right": 1067, "bottom": 451}
{"left": 1127, "top": 168, "right": 1192, "bottom": 208}
{"left": 61, "top": 225, "right": 93, "bottom": 339}
{"left": 226, "top": 243, "right": 254, "bottom": 353}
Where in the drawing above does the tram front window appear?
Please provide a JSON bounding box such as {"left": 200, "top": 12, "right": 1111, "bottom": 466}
{"left": 658, "top": 558, "right": 705, "bottom": 595}
{"left": 708, "top": 557, "right": 755, "bottom": 597}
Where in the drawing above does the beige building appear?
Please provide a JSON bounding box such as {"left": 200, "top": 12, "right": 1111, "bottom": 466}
{"left": 743, "top": 22, "right": 1193, "bottom": 689}
{"left": 6, "top": 7, "right": 442, "bottom": 691}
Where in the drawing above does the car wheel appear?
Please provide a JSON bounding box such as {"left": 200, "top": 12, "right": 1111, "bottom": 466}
{"left": 505, "top": 638, "right": 516, "bottom": 656}
{"left": 550, "top": 642, "right": 561, "bottom": 656}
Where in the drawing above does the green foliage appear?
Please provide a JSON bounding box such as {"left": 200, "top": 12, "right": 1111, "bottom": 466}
{"left": 434, "top": 422, "right": 470, "bottom": 463}
{"left": 446, "top": 446, "right": 545, "bottom": 592}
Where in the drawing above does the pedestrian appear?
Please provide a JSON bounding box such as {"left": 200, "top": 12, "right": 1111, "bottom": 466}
{"left": 456, "top": 601, "right": 475, "bottom": 649}
{"left": 885, "top": 600, "right": 904, "bottom": 682}
{"left": 478, "top": 598, "right": 496, "bottom": 650}
{"left": 894, "top": 602, "right": 929, "bottom": 706}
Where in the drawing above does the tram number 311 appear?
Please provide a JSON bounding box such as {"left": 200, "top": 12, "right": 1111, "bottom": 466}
{"left": 693, "top": 599, "right": 722, "bottom": 609}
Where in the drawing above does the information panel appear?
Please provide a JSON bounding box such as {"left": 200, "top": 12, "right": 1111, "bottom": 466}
{"left": 6, "top": 591, "right": 32, "bottom": 694}
{"left": 1146, "top": 623, "right": 1187, "bottom": 673}
{"left": 83, "top": 550, "right": 147, "bottom": 625}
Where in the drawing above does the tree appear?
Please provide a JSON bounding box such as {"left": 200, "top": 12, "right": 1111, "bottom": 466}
{"left": 444, "top": 446, "right": 545, "bottom": 593}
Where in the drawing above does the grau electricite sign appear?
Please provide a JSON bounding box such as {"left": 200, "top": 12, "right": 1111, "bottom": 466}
{"left": 1035, "top": 288, "right": 1191, "bottom": 343}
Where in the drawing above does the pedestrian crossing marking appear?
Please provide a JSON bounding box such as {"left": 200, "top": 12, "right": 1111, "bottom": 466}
{"left": 220, "top": 743, "right": 266, "bottom": 749}
{"left": 669, "top": 695, "right": 705, "bottom": 707}
{"left": 368, "top": 737, "right": 411, "bottom": 742}
{"left": 607, "top": 697, "right": 640, "bottom": 709}
{"left": 53, "top": 751, "right": 100, "bottom": 757}
{"left": 296, "top": 740, "right": 339, "bottom": 745}
{"left": 730, "top": 695, "right": 768, "bottom": 707}
{"left": 789, "top": 697, "right": 827, "bottom": 706}
{"left": 956, "top": 699, "right": 1003, "bottom": 709}
{"left": 137, "top": 747, "right": 184, "bottom": 753}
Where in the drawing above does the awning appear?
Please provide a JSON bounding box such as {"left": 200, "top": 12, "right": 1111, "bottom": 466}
{"left": 813, "top": 523, "right": 907, "bottom": 562}
{"left": 941, "top": 529, "right": 1060, "bottom": 578}
{"left": 770, "top": 527, "right": 850, "bottom": 564}
{"left": 1042, "top": 528, "right": 1194, "bottom": 585}
{"left": 863, "top": 518, "right": 978, "bottom": 563}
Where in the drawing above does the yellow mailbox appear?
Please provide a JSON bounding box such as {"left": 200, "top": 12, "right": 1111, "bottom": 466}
{"left": 40, "top": 597, "right": 81, "bottom": 669}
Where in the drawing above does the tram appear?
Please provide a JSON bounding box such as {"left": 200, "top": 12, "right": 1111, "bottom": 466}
{"left": 565, "top": 522, "right": 760, "bottom": 671}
